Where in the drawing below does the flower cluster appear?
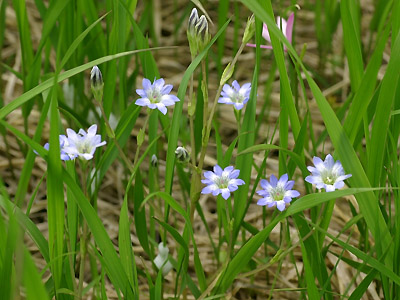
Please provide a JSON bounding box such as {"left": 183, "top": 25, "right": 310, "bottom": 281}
{"left": 42, "top": 125, "right": 106, "bottom": 161}
{"left": 135, "top": 78, "right": 180, "bottom": 115}
{"left": 201, "top": 154, "right": 351, "bottom": 212}
{"left": 247, "top": 13, "right": 294, "bottom": 50}
{"left": 187, "top": 8, "right": 210, "bottom": 55}
{"left": 218, "top": 80, "right": 252, "bottom": 110}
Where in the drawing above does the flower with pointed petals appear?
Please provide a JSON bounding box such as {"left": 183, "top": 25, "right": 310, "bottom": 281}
{"left": 43, "top": 135, "right": 76, "bottom": 161}
{"left": 257, "top": 174, "right": 300, "bottom": 211}
{"left": 305, "top": 154, "right": 352, "bottom": 192}
{"left": 247, "top": 13, "right": 294, "bottom": 50}
{"left": 218, "top": 80, "right": 252, "bottom": 110}
{"left": 63, "top": 124, "right": 106, "bottom": 160}
{"left": 201, "top": 165, "right": 245, "bottom": 200}
{"left": 135, "top": 78, "right": 180, "bottom": 115}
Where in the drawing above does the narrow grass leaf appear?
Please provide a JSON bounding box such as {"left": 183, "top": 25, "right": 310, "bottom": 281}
{"left": 367, "top": 30, "right": 400, "bottom": 186}
{"left": 23, "top": 247, "right": 50, "bottom": 300}
{"left": 62, "top": 169, "right": 133, "bottom": 297}
{"left": 340, "top": 0, "right": 364, "bottom": 91}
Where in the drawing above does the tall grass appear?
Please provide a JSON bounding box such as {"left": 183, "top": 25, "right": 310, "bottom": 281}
{"left": 0, "top": 0, "right": 399, "bottom": 299}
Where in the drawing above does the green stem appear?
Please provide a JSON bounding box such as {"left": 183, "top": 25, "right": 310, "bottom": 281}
{"left": 96, "top": 101, "right": 134, "bottom": 173}
{"left": 77, "top": 161, "right": 88, "bottom": 300}
{"left": 189, "top": 42, "right": 247, "bottom": 223}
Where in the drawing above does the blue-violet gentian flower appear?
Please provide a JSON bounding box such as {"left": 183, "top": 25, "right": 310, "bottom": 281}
{"left": 257, "top": 174, "right": 300, "bottom": 211}
{"left": 201, "top": 165, "right": 245, "bottom": 200}
{"left": 218, "top": 80, "right": 252, "bottom": 110}
{"left": 135, "top": 78, "right": 180, "bottom": 115}
{"left": 305, "top": 154, "right": 352, "bottom": 192}
{"left": 247, "top": 13, "right": 294, "bottom": 50}
{"left": 63, "top": 124, "right": 106, "bottom": 160}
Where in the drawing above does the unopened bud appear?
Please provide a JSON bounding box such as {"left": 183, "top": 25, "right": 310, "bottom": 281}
{"left": 196, "top": 15, "right": 210, "bottom": 52}
{"left": 188, "top": 8, "right": 199, "bottom": 37}
{"left": 153, "top": 242, "right": 173, "bottom": 276}
{"left": 91, "top": 66, "right": 104, "bottom": 102}
{"left": 242, "top": 14, "right": 255, "bottom": 44}
{"left": 175, "top": 146, "right": 190, "bottom": 163}
{"left": 151, "top": 154, "right": 158, "bottom": 167}
{"left": 187, "top": 8, "right": 211, "bottom": 56}
{"left": 220, "top": 63, "right": 234, "bottom": 86}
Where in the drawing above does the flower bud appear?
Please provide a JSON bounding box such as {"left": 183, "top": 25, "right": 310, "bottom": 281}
{"left": 187, "top": 8, "right": 211, "bottom": 56}
{"left": 175, "top": 146, "right": 190, "bottom": 163}
{"left": 153, "top": 242, "right": 173, "bottom": 276}
{"left": 188, "top": 8, "right": 199, "bottom": 37}
{"left": 90, "top": 66, "right": 104, "bottom": 102}
{"left": 151, "top": 154, "right": 158, "bottom": 167}
{"left": 196, "top": 15, "right": 210, "bottom": 52}
{"left": 220, "top": 62, "right": 234, "bottom": 86}
{"left": 242, "top": 14, "right": 255, "bottom": 44}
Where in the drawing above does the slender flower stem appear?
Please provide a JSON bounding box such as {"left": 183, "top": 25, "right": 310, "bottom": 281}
{"left": 132, "top": 111, "right": 151, "bottom": 171}
{"left": 189, "top": 42, "right": 247, "bottom": 222}
{"left": 95, "top": 101, "right": 134, "bottom": 174}
{"left": 201, "top": 60, "right": 209, "bottom": 126}
{"left": 77, "top": 161, "right": 88, "bottom": 300}
{"left": 188, "top": 70, "right": 197, "bottom": 167}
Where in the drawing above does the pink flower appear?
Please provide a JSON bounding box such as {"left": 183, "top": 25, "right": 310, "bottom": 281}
{"left": 247, "top": 13, "right": 294, "bottom": 50}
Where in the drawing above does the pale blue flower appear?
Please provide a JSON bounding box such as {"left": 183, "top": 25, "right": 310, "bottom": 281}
{"left": 305, "top": 154, "right": 352, "bottom": 192}
{"left": 201, "top": 165, "right": 245, "bottom": 200}
{"left": 257, "top": 174, "right": 300, "bottom": 211}
{"left": 43, "top": 135, "right": 76, "bottom": 161}
{"left": 218, "top": 80, "right": 251, "bottom": 110}
{"left": 135, "top": 78, "right": 180, "bottom": 115}
{"left": 63, "top": 124, "right": 106, "bottom": 160}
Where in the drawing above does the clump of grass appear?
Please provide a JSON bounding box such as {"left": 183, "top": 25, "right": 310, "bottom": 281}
{"left": 0, "top": 0, "right": 399, "bottom": 299}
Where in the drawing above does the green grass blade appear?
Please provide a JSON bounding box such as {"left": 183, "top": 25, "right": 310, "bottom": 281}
{"left": 340, "top": 0, "right": 364, "bottom": 91}
{"left": 0, "top": 47, "right": 173, "bottom": 121}
{"left": 46, "top": 83, "right": 65, "bottom": 292}
{"left": 0, "top": 197, "right": 49, "bottom": 262}
{"left": 367, "top": 30, "right": 400, "bottom": 186}
{"left": 62, "top": 169, "right": 133, "bottom": 297}
{"left": 23, "top": 248, "right": 50, "bottom": 300}
{"left": 343, "top": 24, "right": 390, "bottom": 144}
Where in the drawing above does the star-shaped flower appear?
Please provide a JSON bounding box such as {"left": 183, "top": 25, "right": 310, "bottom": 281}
{"left": 135, "top": 78, "right": 180, "bottom": 115}
{"left": 201, "top": 165, "right": 245, "bottom": 200}
{"left": 63, "top": 124, "right": 106, "bottom": 160}
{"left": 218, "top": 80, "right": 252, "bottom": 110}
{"left": 305, "top": 154, "right": 352, "bottom": 192}
{"left": 256, "top": 174, "right": 300, "bottom": 211}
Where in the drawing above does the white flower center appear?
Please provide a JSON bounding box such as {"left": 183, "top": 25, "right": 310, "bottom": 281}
{"left": 148, "top": 88, "right": 162, "bottom": 103}
{"left": 215, "top": 175, "right": 230, "bottom": 189}
{"left": 270, "top": 187, "right": 285, "bottom": 201}
{"left": 322, "top": 171, "right": 337, "bottom": 185}
{"left": 77, "top": 140, "right": 93, "bottom": 154}
{"left": 232, "top": 92, "right": 245, "bottom": 104}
